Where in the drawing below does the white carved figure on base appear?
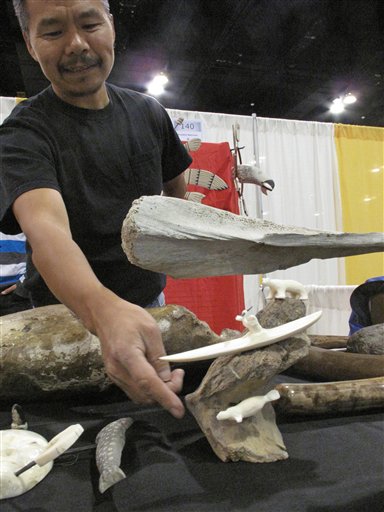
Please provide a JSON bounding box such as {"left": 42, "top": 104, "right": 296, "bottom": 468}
{"left": 0, "top": 418, "right": 83, "bottom": 500}
{"left": 216, "top": 389, "right": 281, "bottom": 423}
{"left": 160, "top": 309, "right": 321, "bottom": 362}
{"left": 262, "top": 278, "right": 308, "bottom": 300}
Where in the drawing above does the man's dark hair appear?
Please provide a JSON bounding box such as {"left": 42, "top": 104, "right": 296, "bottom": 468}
{"left": 13, "top": 0, "right": 111, "bottom": 32}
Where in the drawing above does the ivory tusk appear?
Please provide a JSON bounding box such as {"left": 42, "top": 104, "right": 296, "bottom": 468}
{"left": 288, "top": 346, "right": 384, "bottom": 381}
{"left": 274, "top": 377, "right": 384, "bottom": 415}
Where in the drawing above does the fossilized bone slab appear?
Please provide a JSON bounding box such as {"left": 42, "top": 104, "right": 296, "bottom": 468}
{"left": 121, "top": 196, "right": 384, "bottom": 278}
{"left": 0, "top": 304, "right": 219, "bottom": 401}
{"left": 185, "top": 333, "right": 310, "bottom": 463}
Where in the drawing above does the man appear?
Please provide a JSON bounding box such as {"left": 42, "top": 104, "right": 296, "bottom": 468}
{"left": 0, "top": 0, "right": 192, "bottom": 418}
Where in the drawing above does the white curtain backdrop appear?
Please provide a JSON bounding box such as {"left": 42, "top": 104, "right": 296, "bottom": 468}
{"left": 167, "top": 109, "right": 344, "bottom": 318}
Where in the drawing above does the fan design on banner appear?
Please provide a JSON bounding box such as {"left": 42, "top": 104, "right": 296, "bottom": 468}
{"left": 184, "top": 168, "right": 229, "bottom": 203}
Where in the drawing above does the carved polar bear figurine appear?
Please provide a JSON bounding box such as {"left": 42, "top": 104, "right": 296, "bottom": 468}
{"left": 262, "top": 278, "right": 308, "bottom": 300}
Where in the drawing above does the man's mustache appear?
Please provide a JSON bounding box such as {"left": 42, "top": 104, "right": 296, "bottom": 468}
{"left": 59, "top": 55, "right": 101, "bottom": 70}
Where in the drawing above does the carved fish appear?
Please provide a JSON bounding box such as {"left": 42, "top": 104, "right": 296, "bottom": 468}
{"left": 95, "top": 417, "right": 134, "bottom": 493}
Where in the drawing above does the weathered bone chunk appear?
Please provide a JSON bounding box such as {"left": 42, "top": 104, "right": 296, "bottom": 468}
{"left": 121, "top": 196, "right": 384, "bottom": 278}
{"left": 0, "top": 304, "right": 219, "bottom": 401}
{"left": 185, "top": 299, "right": 312, "bottom": 463}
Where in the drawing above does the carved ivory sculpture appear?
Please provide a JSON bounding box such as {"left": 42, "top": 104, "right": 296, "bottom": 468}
{"left": 217, "top": 390, "right": 281, "bottom": 423}
{"left": 0, "top": 429, "right": 53, "bottom": 500}
{"left": 121, "top": 196, "right": 384, "bottom": 279}
{"left": 262, "top": 278, "right": 308, "bottom": 300}
{"left": 96, "top": 418, "right": 134, "bottom": 493}
{"left": 160, "top": 309, "right": 322, "bottom": 362}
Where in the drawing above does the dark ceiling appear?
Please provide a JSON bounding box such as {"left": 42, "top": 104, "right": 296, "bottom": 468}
{"left": 1, "top": 0, "right": 383, "bottom": 126}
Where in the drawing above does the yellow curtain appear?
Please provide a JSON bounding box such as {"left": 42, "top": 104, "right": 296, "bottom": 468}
{"left": 334, "top": 124, "right": 384, "bottom": 284}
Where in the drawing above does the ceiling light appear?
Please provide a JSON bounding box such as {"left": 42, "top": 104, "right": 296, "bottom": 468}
{"left": 147, "top": 74, "right": 169, "bottom": 96}
{"left": 330, "top": 98, "right": 345, "bottom": 114}
{"left": 343, "top": 93, "right": 357, "bottom": 104}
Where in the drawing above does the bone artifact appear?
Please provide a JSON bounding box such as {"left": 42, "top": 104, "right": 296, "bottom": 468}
{"left": 288, "top": 345, "right": 384, "bottom": 381}
{"left": 274, "top": 377, "right": 384, "bottom": 416}
{"left": 185, "top": 330, "right": 310, "bottom": 462}
{"left": 262, "top": 277, "right": 308, "bottom": 300}
{"left": 96, "top": 417, "right": 134, "bottom": 493}
{"left": 0, "top": 429, "right": 53, "bottom": 500}
{"left": 160, "top": 309, "right": 322, "bottom": 362}
{"left": 217, "top": 389, "right": 281, "bottom": 423}
{"left": 0, "top": 304, "right": 219, "bottom": 401}
{"left": 121, "top": 196, "right": 384, "bottom": 278}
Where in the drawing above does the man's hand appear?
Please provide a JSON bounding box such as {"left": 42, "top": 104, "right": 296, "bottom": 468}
{"left": 1, "top": 284, "right": 17, "bottom": 295}
{"left": 93, "top": 294, "right": 185, "bottom": 418}
{"left": 13, "top": 188, "right": 185, "bottom": 417}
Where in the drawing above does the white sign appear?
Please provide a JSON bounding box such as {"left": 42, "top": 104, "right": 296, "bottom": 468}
{"left": 172, "top": 118, "right": 203, "bottom": 140}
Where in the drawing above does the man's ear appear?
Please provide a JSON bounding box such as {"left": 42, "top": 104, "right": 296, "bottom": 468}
{"left": 109, "top": 14, "right": 116, "bottom": 44}
{"left": 22, "top": 31, "right": 38, "bottom": 62}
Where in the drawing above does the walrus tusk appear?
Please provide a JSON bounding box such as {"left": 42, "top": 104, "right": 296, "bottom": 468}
{"left": 288, "top": 346, "right": 384, "bottom": 381}
{"left": 121, "top": 196, "right": 384, "bottom": 278}
{"left": 274, "top": 377, "right": 384, "bottom": 415}
{"left": 160, "top": 310, "right": 322, "bottom": 362}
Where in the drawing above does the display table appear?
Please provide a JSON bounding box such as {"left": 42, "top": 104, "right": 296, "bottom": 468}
{"left": 1, "top": 374, "right": 383, "bottom": 512}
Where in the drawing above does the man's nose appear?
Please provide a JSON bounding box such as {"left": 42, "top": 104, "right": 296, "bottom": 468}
{"left": 65, "top": 30, "right": 90, "bottom": 54}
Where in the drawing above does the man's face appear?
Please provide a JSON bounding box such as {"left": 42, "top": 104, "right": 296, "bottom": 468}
{"left": 24, "top": 0, "right": 115, "bottom": 108}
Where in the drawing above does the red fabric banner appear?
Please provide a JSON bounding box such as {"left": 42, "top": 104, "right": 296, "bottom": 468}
{"left": 164, "top": 142, "right": 245, "bottom": 334}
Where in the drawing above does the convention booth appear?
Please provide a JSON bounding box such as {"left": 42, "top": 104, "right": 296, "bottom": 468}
{"left": 1, "top": 97, "right": 383, "bottom": 335}
{"left": 1, "top": 97, "right": 383, "bottom": 512}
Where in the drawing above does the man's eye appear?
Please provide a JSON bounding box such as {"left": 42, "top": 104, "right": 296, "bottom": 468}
{"left": 43, "top": 31, "right": 62, "bottom": 38}
{"left": 84, "top": 23, "right": 101, "bottom": 30}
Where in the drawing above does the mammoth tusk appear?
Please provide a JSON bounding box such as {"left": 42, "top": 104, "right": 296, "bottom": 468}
{"left": 160, "top": 310, "right": 322, "bottom": 362}
{"left": 121, "top": 196, "right": 384, "bottom": 279}
{"left": 274, "top": 377, "right": 384, "bottom": 415}
{"left": 288, "top": 346, "right": 384, "bottom": 381}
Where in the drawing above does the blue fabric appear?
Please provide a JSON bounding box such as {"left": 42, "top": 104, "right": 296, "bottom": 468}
{"left": 348, "top": 276, "right": 384, "bottom": 335}
{"left": 0, "top": 232, "right": 27, "bottom": 286}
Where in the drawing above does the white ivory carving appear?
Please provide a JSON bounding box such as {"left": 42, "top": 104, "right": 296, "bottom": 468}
{"left": 236, "top": 160, "right": 275, "bottom": 192}
{"left": 160, "top": 309, "right": 322, "bottom": 362}
{"left": 122, "top": 196, "right": 384, "bottom": 279}
{"left": 262, "top": 278, "right": 308, "bottom": 300}
{"left": 217, "top": 389, "right": 281, "bottom": 423}
{"left": 0, "top": 430, "right": 53, "bottom": 500}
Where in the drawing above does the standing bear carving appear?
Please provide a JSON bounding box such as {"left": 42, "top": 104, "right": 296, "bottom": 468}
{"left": 262, "top": 278, "right": 308, "bottom": 300}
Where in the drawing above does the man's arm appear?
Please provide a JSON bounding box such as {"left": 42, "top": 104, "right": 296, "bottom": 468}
{"left": 13, "top": 188, "right": 185, "bottom": 417}
{"left": 163, "top": 173, "right": 187, "bottom": 199}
